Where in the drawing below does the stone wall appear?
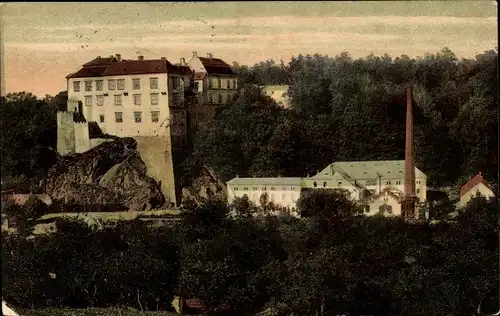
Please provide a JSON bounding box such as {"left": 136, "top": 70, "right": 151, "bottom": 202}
{"left": 134, "top": 136, "right": 177, "bottom": 205}
{"left": 74, "top": 121, "right": 90, "bottom": 153}
{"left": 57, "top": 111, "right": 76, "bottom": 156}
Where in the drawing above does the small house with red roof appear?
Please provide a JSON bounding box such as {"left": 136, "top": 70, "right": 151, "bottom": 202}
{"left": 456, "top": 172, "right": 495, "bottom": 209}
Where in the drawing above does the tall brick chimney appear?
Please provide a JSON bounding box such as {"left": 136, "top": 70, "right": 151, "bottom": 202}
{"left": 404, "top": 85, "right": 416, "bottom": 197}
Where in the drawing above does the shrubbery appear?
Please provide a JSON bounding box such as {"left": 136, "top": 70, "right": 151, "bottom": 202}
{"left": 2, "top": 196, "right": 498, "bottom": 315}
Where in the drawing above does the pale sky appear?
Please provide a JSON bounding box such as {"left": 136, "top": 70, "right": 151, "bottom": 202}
{"left": 1, "top": 1, "right": 498, "bottom": 97}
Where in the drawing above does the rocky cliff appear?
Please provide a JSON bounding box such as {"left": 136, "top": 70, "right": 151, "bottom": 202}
{"left": 44, "top": 137, "right": 227, "bottom": 211}
{"left": 45, "top": 138, "right": 165, "bottom": 211}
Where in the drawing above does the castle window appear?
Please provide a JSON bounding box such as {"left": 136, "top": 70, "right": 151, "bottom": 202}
{"left": 150, "top": 77, "right": 159, "bottom": 90}
{"left": 73, "top": 81, "right": 81, "bottom": 92}
{"left": 218, "top": 94, "right": 222, "bottom": 104}
{"left": 114, "top": 112, "right": 123, "bottom": 123}
{"left": 134, "top": 111, "right": 142, "bottom": 123}
{"left": 218, "top": 77, "right": 222, "bottom": 88}
{"left": 150, "top": 93, "right": 159, "bottom": 105}
{"left": 253, "top": 187, "right": 258, "bottom": 190}
{"left": 132, "top": 78, "right": 141, "bottom": 90}
{"left": 243, "top": 187, "right": 248, "bottom": 191}
{"left": 85, "top": 81, "right": 92, "bottom": 92}
{"left": 262, "top": 187, "right": 267, "bottom": 191}
{"left": 270, "top": 187, "right": 276, "bottom": 191}
{"left": 114, "top": 95, "right": 122, "bottom": 106}
{"left": 172, "top": 77, "right": 180, "bottom": 90}
{"left": 108, "top": 80, "right": 116, "bottom": 91}
{"left": 234, "top": 187, "right": 239, "bottom": 191}
{"left": 313, "top": 182, "right": 318, "bottom": 188}
{"left": 99, "top": 115, "right": 104, "bottom": 123}
{"left": 417, "top": 181, "right": 421, "bottom": 184}
{"left": 323, "top": 182, "right": 327, "bottom": 187}
{"left": 338, "top": 181, "right": 342, "bottom": 187}
{"left": 227, "top": 80, "right": 230, "bottom": 89}
{"left": 133, "top": 94, "right": 142, "bottom": 106}
{"left": 84, "top": 95, "right": 92, "bottom": 106}
{"left": 233, "top": 80, "right": 237, "bottom": 89}
{"left": 386, "top": 181, "right": 392, "bottom": 185}
{"left": 117, "top": 79, "right": 125, "bottom": 90}
{"left": 96, "top": 80, "right": 103, "bottom": 91}
{"left": 96, "top": 95, "right": 104, "bottom": 106}
{"left": 151, "top": 111, "right": 159, "bottom": 123}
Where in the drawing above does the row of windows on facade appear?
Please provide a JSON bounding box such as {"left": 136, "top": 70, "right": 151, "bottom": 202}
{"left": 73, "top": 77, "right": 182, "bottom": 92}
{"left": 102, "top": 111, "right": 161, "bottom": 124}
{"left": 83, "top": 93, "right": 163, "bottom": 107}
{"left": 356, "top": 179, "right": 422, "bottom": 186}
{"left": 238, "top": 193, "right": 298, "bottom": 203}
{"left": 206, "top": 78, "right": 238, "bottom": 90}
{"left": 233, "top": 180, "right": 423, "bottom": 191}
{"left": 234, "top": 186, "right": 299, "bottom": 191}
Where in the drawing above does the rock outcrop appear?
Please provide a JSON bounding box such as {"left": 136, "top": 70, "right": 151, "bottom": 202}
{"left": 181, "top": 166, "right": 227, "bottom": 205}
{"left": 45, "top": 138, "right": 165, "bottom": 211}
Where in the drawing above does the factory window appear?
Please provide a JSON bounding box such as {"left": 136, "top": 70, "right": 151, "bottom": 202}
{"left": 323, "top": 182, "right": 327, "bottom": 188}
{"left": 134, "top": 111, "right": 142, "bottom": 123}
{"left": 338, "top": 181, "right": 342, "bottom": 187}
{"left": 99, "top": 115, "right": 105, "bottom": 123}
{"left": 133, "top": 94, "right": 142, "bottom": 105}
{"left": 150, "top": 77, "right": 159, "bottom": 90}
{"left": 151, "top": 111, "right": 159, "bottom": 123}
{"left": 218, "top": 77, "right": 222, "bottom": 88}
{"left": 253, "top": 187, "right": 258, "bottom": 191}
{"left": 114, "top": 95, "right": 122, "bottom": 106}
{"left": 417, "top": 181, "right": 421, "bottom": 184}
{"left": 96, "top": 95, "right": 104, "bottom": 106}
{"left": 96, "top": 80, "right": 103, "bottom": 91}
{"left": 395, "top": 181, "right": 401, "bottom": 185}
{"left": 85, "top": 80, "right": 92, "bottom": 92}
{"left": 234, "top": 187, "right": 239, "bottom": 191}
{"left": 243, "top": 187, "right": 248, "bottom": 191}
{"left": 270, "top": 187, "right": 276, "bottom": 191}
{"left": 131, "top": 78, "right": 140, "bottom": 90}
{"left": 386, "top": 181, "right": 392, "bottom": 185}
{"left": 108, "top": 80, "right": 116, "bottom": 91}
{"left": 262, "top": 187, "right": 267, "bottom": 191}
{"left": 150, "top": 93, "right": 159, "bottom": 105}
{"left": 73, "top": 81, "right": 81, "bottom": 92}
{"left": 313, "top": 182, "right": 317, "bottom": 188}
{"left": 84, "top": 95, "right": 92, "bottom": 106}
{"left": 117, "top": 79, "right": 125, "bottom": 90}
{"left": 114, "top": 112, "right": 123, "bottom": 123}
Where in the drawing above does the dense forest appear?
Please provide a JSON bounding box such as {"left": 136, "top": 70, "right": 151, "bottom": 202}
{"left": 2, "top": 194, "right": 498, "bottom": 315}
{"left": 187, "top": 47, "right": 498, "bottom": 190}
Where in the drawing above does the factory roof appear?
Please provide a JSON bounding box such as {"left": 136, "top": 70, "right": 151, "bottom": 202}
{"left": 312, "top": 160, "right": 426, "bottom": 180}
{"left": 227, "top": 177, "right": 302, "bottom": 186}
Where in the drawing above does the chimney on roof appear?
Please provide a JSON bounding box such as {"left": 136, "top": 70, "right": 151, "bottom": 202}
{"left": 207, "top": 53, "right": 213, "bottom": 58}
{"left": 180, "top": 57, "right": 186, "bottom": 65}
{"left": 115, "top": 54, "right": 122, "bottom": 61}
{"left": 193, "top": 51, "right": 198, "bottom": 57}
{"left": 138, "top": 55, "right": 144, "bottom": 61}
{"left": 161, "top": 57, "right": 166, "bottom": 60}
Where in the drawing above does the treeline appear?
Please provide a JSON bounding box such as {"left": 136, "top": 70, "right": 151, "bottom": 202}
{"left": 219, "top": 48, "right": 498, "bottom": 188}
{"left": 2, "top": 195, "right": 498, "bottom": 315}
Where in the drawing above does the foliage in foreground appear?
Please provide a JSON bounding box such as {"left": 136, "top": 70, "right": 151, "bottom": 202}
{"left": 2, "top": 195, "right": 498, "bottom": 316}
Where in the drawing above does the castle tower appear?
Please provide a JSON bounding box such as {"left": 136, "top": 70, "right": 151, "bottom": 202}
{"left": 402, "top": 85, "right": 417, "bottom": 219}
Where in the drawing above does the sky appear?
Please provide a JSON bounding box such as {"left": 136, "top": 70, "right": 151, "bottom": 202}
{"left": 1, "top": 1, "right": 498, "bottom": 97}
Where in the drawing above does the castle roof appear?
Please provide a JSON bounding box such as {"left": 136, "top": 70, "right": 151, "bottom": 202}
{"left": 198, "top": 57, "right": 235, "bottom": 75}
{"left": 460, "top": 172, "right": 494, "bottom": 198}
{"left": 66, "top": 56, "right": 192, "bottom": 79}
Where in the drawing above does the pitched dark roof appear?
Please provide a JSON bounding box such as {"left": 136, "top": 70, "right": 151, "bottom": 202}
{"left": 199, "top": 57, "right": 235, "bottom": 75}
{"left": 66, "top": 57, "right": 190, "bottom": 79}
{"left": 83, "top": 56, "right": 116, "bottom": 67}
